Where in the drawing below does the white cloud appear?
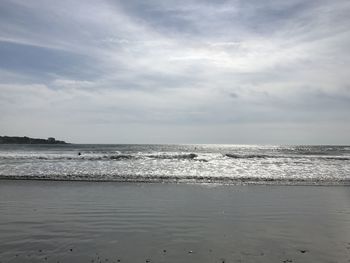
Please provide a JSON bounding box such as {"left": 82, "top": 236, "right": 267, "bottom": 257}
{"left": 0, "top": 0, "right": 349, "bottom": 143}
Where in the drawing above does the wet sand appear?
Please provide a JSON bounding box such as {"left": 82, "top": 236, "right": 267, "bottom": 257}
{"left": 0, "top": 180, "right": 349, "bottom": 263}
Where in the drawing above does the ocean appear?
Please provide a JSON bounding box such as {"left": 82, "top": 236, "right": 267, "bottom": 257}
{"left": 0, "top": 144, "right": 349, "bottom": 184}
{"left": 1, "top": 144, "right": 350, "bottom": 262}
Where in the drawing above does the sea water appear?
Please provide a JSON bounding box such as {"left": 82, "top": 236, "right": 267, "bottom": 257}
{"left": 0, "top": 144, "right": 349, "bottom": 184}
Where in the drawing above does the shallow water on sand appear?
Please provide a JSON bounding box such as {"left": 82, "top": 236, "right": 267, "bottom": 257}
{"left": 0, "top": 180, "right": 349, "bottom": 263}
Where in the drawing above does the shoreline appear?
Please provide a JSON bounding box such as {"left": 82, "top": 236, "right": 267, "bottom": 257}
{"left": 0, "top": 175, "right": 349, "bottom": 186}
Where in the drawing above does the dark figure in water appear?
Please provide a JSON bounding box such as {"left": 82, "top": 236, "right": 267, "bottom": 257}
{"left": 78, "top": 152, "right": 81, "bottom": 156}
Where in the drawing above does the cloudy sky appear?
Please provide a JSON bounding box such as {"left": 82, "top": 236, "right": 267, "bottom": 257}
{"left": 0, "top": 0, "right": 349, "bottom": 144}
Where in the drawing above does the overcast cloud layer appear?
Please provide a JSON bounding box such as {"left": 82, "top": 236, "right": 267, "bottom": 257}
{"left": 0, "top": 0, "right": 350, "bottom": 144}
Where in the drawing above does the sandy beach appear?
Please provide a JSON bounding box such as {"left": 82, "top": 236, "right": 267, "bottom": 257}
{"left": 0, "top": 180, "right": 349, "bottom": 263}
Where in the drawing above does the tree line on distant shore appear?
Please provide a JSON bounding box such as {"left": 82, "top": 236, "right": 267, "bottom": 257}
{"left": 0, "top": 136, "right": 67, "bottom": 144}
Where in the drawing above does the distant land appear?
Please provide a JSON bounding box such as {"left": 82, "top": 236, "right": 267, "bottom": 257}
{"left": 0, "top": 136, "right": 68, "bottom": 144}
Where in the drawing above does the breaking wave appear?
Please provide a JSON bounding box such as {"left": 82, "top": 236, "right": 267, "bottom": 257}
{"left": 224, "top": 153, "right": 350, "bottom": 161}
{"left": 1, "top": 152, "right": 349, "bottom": 162}
{"left": 0, "top": 152, "right": 199, "bottom": 161}
{"left": 0, "top": 144, "right": 349, "bottom": 185}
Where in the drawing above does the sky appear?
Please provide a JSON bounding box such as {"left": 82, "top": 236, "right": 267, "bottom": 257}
{"left": 0, "top": 0, "right": 350, "bottom": 144}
